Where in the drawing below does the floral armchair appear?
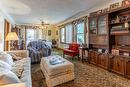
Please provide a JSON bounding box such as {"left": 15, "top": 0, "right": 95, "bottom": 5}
{"left": 27, "top": 40, "right": 51, "bottom": 63}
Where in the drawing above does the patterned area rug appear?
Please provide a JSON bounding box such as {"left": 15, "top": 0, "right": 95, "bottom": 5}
{"left": 31, "top": 49, "right": 130, "bottom": 87}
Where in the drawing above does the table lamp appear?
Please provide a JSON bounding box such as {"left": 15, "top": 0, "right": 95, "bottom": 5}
{"left": 5, "top": 32, "right": 19, "bottom": 50}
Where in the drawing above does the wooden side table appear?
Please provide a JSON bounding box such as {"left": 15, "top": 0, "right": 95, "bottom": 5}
{"left": 79, "top": 47, "right": 89, "bottom": 62}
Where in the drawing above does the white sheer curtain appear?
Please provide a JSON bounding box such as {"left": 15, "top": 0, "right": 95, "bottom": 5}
{"left": 26, "top": 28, "right": 43, "bottom": 46}
{"left": 65, "top": 24, "right": 73, "bottom": 43}
{"left": 60, "top": 28, "right": 65, "bottom": 42}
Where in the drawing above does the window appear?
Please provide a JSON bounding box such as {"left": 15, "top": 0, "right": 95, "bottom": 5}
{"left": 60, "top": 27, "right": 65, "bottom": 42}
{"left": 76, "top": 22, "right": 85, "bottom": 44}
{"left": 26, "top": 29, "right": 36, "bottom": 46}
{"left": 65, "top": 24, "right": 73, "bottom": 43}
{"left": 26, "top": 29, "right": 43, "bottom": 46}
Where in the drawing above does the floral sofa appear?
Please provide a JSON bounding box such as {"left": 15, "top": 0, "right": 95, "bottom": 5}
{"left": 0, "top": 50, "right": 32, "bottom": 87}
{"left": 27, "top": 40, "right": 51, "bottom": 64}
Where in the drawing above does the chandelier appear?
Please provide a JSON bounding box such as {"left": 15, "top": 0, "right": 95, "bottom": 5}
{"left": 39, "top": 20, "right": 49, "bottom": 29}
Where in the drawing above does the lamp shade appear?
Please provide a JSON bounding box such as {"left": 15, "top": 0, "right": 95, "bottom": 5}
{"left": 5, "top": 32, "right": 19, "bottom": 41}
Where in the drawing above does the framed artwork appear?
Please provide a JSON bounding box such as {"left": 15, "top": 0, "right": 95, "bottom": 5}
{"left": 122, "top": 0, "right": 130, "bottom": 7}
{"left": 56, "top": 30, "right": 58, "bottom": 35}
{"left": 110, "top": 2, "right": 121, "bottom": 10}
{"left": 48, "top": 30, "right": 51, "bottom": 36}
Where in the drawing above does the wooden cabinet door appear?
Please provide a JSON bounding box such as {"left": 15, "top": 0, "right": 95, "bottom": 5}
{"left": 89, "top": 51, "right": 98, "bottom": 65}
{"left": 110, "top": 55, "right": 125, "bottom": 75}
{"left": 126, "top": 59, "right": 130, "bottom": 79}
{"left": 98, "top": 53, "right": 109, "bottom": 69}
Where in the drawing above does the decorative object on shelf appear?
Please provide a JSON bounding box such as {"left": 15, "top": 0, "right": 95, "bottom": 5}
{"left": 124, "top": 22, "right": 129, "bottom": 28}
{"left": 112, "top": 49, "right": 119, "bottom": 55}
{"left": 110, "top": 2, "right": 121, "bottom": 10}
{"left": 98, "top": 49, "right": 102, "bottom": 53}
{"left": 102, "top": 8, "right": 109, "bottom": 14}
{"left": 122, "top": 0, "right": 130, "bottom": 7}
{"left": 110, "top": 16, "right": 121, "bottom": 24}
{"left": 115, "top": 16, "right": 120, "bottom": 23}
{"left": 123, "top": 52, "right": 129, "bottom": 56}
{"left": 105, "top": 50, "right": 108, "bottom": 53}
{"left": 120, "top": 15, "right": 127, "bottom": 22}
{"left": 5, "top": 32, "right": 19, "bottom": 50}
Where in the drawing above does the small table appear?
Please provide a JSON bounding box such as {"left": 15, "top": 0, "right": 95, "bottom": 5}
{"left": 79, "top": 47, "right": 89, "bottom": 62}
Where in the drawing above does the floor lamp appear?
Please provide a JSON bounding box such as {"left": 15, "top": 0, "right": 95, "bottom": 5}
{"left": 5, "top": 32, "right": 19, "bottom": 50}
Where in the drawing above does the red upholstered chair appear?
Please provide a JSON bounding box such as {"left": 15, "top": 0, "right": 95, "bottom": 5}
{"left": 63, "top": 43, "right": 80, "bottom": 58}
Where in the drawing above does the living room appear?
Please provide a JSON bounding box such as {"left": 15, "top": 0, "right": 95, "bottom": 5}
{"left": 0, "top": 0, "right": 130, "bottom": 87}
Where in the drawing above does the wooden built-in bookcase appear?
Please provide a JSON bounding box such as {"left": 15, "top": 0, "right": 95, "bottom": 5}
{"left": 88, "top": 6, "right": 130, "bottom": 79}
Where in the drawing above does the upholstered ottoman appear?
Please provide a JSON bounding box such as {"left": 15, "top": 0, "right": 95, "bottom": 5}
{"left": 40, "top": 55, "right": 74, "bottom": 87}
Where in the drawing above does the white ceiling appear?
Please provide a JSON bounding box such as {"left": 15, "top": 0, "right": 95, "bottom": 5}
{"left": 0, "top": 0, "right": 115, "bottom": 25}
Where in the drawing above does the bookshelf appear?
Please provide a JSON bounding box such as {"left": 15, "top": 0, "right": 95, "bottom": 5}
{"left": 88, "top": 5, "right": 130, "bottom": 79}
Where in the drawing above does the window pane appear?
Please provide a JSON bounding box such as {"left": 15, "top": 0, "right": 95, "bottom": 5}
{"left": 61, "top": 28, "right": 65, "bottom": 42}
{"left": 26, "top": 29, "right": 36, "bottom": 46}
{"left": 76, "top": 22, "right": 85, "bottom": 44}
{"left": 77, "top": 22, "right": 84, "bottom": 33}
{"left": 77, "top": 34, "right": 84, "bottom": 44}
{"left": 66, "top": 24, "right": 73, "bottom": 43}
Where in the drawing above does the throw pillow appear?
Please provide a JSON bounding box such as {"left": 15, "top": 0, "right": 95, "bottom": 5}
{"left": 12, "top": 58, "right": 27, "bottom": 78}
{"left": 0, "top": 60, "right": 12, "bottom": 70}
{"left": 0, "top": 53, "right": 14, "bottom": 66}
{"left": 0, "top": 68, "right": 20, "bottom": 86}
{"left": 9, "top": 53, "right": 22, "bottom": 61}
{"left": 11, "top": 67, "right": 24, "bottom": 78}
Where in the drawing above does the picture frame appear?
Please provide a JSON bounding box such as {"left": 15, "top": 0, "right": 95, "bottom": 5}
{"left": 110, "top": 2, "right": 121, "bottom": 10}
{"left": 122, "top": 0, "right": 130, "bottom": 7}
{"left": 56, "top": 30, "right": 58, "bottom": 35}
{"left": 48, "top": 30, "right": 51, "bottom": 36}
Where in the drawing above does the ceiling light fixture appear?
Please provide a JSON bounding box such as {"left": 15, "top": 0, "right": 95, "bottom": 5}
{"left": 40, "top": 20, "right": 49, "bottom": 29}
